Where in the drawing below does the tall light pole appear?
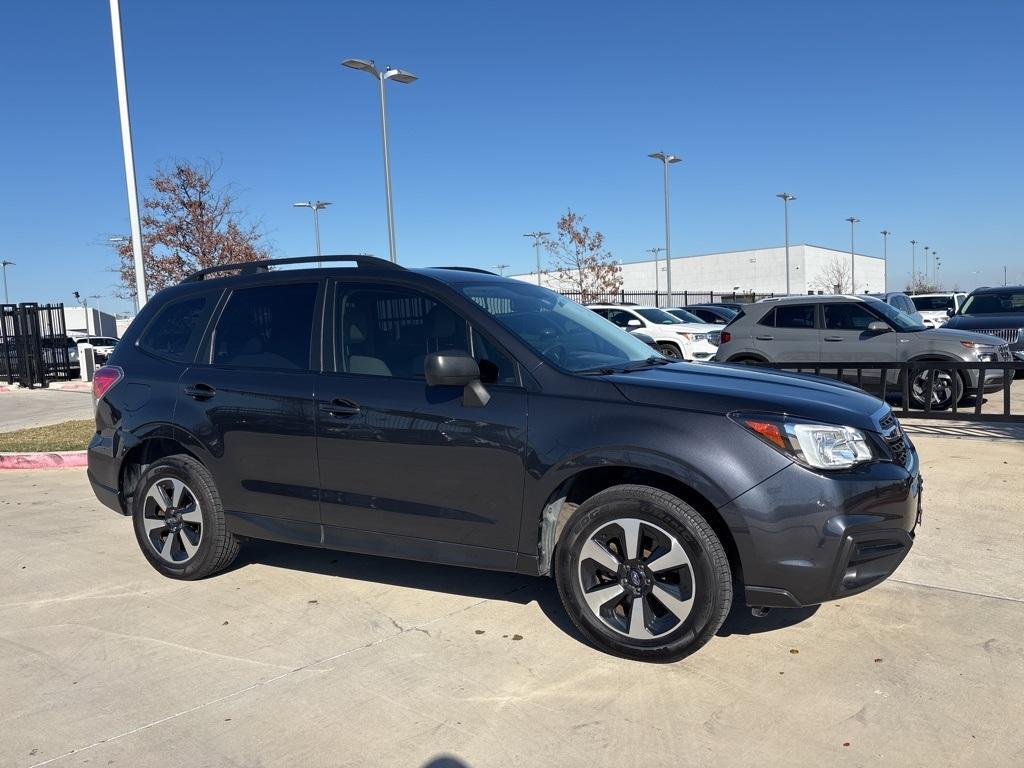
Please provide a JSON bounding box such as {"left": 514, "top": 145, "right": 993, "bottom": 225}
{"left": 1, "top": 260, "right": 13, "bottom": 304}
{"left": 649, "top": 152, "right": 682, "bottom": 301}
{"left": 932, "top": 250, "right": 939, "bottom": 287}
{"left": 342, "top": 58, "right": 418, "bottom": 264}
{"left": 646, "top": 247, "right": 665, "bottom": 301}
{"left": 923, "top": 246, "right": 931, "bottom": 283}
{"left": 523, "top": 231, "right": 549, "bottom": 286}
{"left": 880, "top": 230, "right": 891, "bottom": 292}
{"left": 845, "top": 217, "right": 860, "bottom": 293}
{"left": 108, "top": 0, "right": 148, "bottom": 308}
{"left": 910, "top": 239, "right": 918, "bottom": 292}
{"left": 776, "top": 193, "right": 796, "bottom": 295}
{"left": 293, "top": 201, "right": 331, "bottom": 267}
{"left": 494, "top": 263, "right": 509, "bottom": 276}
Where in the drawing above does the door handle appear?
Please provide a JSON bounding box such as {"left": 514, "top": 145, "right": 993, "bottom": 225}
{"left": 319, "top": 398, "right": 361, "bottom": 417}
{"left": 183, "top": 383, "right": 216, "bottom": 400}
{"left": 755, "top": 335, "right": 774, "bottom": 341}
{"left": 824, "top": 336, "right": 844, "bottom": 342}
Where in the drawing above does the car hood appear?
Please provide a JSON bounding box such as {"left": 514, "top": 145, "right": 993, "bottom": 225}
{"left": 945, "top": 314, "right": 1024, "bottom": 331}
{"left": 607, "top": 362, "right": 887, "bottom": 431}
{"left": 919, "top": 326, "right": 1009, "bottom": 344}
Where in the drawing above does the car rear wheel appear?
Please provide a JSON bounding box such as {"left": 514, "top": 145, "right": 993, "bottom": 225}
{"left": 555, "top": 485, "right": 732, "bottom": 662}
{"left": 131, "top": 455, "right": 240, "bottom": 580}
{"left": 657, "top": 343, "right": 682, "bottom": 359}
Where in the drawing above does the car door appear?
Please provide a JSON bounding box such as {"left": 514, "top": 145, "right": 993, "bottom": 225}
{"left": 820, "top": 302, "right": 899, "bottom": 391}
{"left": 753, "top": 304, "right": 819, "bottom": 362}
{"left": 314, "top": 279, "right": 528, "bottom": 567}
{"left": 176, "top": 280, "right": 323, "bottom": 537}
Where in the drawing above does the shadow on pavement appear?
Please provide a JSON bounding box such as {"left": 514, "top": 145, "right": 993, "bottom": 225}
{"left": 232, "top": 540, "right": 816, "bottom": 646}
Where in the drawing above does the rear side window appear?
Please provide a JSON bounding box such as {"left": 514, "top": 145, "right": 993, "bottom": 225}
{"left": 139, "top": 295, "right": 211, "bottom": 362}
{"left": 212, "top": 283, "right": 317, "bottom": 370}
{"left": 760, "top": 305, "right": 816, "bottom": 328}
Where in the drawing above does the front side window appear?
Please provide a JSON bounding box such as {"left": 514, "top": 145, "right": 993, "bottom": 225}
{"left": 604, "top": 309, "right": 641, "bottom": 328}
{"left": 212, "top": 283, "right": 317, "bottom": 369}
{"left": 334, "top": 284, "right": 518, "bottom": 384}
{"left": 139, "top": 294, "right": 212, "bottom": 362}
{"left": 823, "top": 303, "right": 879, "bottom": 331}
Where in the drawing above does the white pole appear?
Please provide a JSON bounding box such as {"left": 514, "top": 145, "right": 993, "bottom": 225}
{"left": 109, "top": 0, "right": 148, "bottom": 308}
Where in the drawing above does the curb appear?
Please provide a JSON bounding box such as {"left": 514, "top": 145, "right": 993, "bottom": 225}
{"left": 46, "top": 382, "right": 94, "bottom": 393}
{"left": 0, "top": 451, "right": 88, "bottom": 470}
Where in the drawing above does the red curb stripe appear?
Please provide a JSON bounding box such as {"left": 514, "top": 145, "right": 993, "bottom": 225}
{"left": 0, "top": 451, "right": 88, "bottom": 469}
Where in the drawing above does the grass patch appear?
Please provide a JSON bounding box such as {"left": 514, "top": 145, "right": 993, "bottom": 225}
{"left": 0, "top": 419, "right": 95, "bottom": 452}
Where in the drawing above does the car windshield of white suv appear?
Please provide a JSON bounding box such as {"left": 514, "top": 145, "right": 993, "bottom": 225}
{"left": 868, "top": 299, "right": 927, "bottom": 331}
{"left": 960, "top": 291, "right": 1024, "bottom": 314}
{"left": 461, "top": 282, "right": 663, "bottom": 373}
{"left": 911, "top": 295, "right": 955, "bottom": 312}
{"left": 635, "top": 308, "right": 684, "bottom": 324}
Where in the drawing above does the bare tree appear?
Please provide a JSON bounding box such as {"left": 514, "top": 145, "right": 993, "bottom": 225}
{"left": 111, "top": 160, "right": 271, "bottom": 298}
{"left": 905, "top": 272, "right": 941, "bottom": 294}
{"left": 542, "top": 209, "right": 622, "bottom": 302}
{"left": 810, "top": 255, "right": 852, "bottom": 294}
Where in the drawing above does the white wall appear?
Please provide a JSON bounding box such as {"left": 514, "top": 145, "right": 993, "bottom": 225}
{"left": 512, "top": 244, "right": 887, "bottom": 297}
{"left": 63, "top": 307, "right": 118, "bottom": 337}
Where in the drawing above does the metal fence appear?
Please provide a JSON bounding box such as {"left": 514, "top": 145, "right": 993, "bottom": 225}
{"left": 557, "top": 290, "right": 777, "bottom": 308}
{"left": 1, "top": 303, "right": 73, "bottom": 387}
{"left": 751, "top": 360, "right": 1024, "bottom": 422}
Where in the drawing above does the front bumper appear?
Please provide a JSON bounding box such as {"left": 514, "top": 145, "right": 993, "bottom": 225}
{"left": 689, "top": 340, "right": 718, "bottom": 361}
{"left": 719, "top": 444, "right": 921, "bottom": 609}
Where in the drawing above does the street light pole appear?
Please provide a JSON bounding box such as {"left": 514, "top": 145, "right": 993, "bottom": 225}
{"left": 108, "top": 0, "right": 148, "bottom": 308}
{"left": 342, "top": 58, "right": 418, "bottom": 264}
{"left": 646, "top": 247, "right": 665, "bottom": 303}
{"left": 1, "top": 260, "right": 13, "bottom": 304}
{"left": 293, "top": 201, "right": 332, "bottom": 267}
{"left": 923, "top": 246, "right": 930, "bottom": 283}
{"left": 649, "top": 152, "right": 682, "bottom": 302}
{"left": 910, "top": 239, "right": 917, "bottom": 292}
{"left": 776, "top": 193, "right": 796, "bottom": 295}
{"left": 494, "top": 263, "right": 509, "bottom": 276}
{"left": 845, "top": 217, "right": 860, "bottom": 293}
{"left": 523, "top": 232, "right": 550, "bottom": 286}
{"left": 932, "top": 251, "right": 939, "bottom": 287}
{"left": 880, "top": 230, "right": 891, "bottom": 292}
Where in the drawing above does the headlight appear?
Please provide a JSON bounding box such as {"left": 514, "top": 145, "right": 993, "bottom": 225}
{"left": 692, "top": 333, "right": 707, "bottom": 341}
{"left": 676, "top": 332, "right": 693, "bottom": 341}
{"left": 961, "top": 341, "right": 997, "bottom": 361}
{"left": 730, "top": 413, "right": 875, "bottom": 469}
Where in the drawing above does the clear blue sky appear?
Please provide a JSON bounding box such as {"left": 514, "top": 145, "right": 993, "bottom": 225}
{"left": 1, "top": 0, "right": 1021, "bottom": 312}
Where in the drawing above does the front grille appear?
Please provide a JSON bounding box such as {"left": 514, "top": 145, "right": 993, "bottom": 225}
{"left": 878, "top": 411, "right": 909, "bottom": 466}
{"left": 975, "top": 328, "right": 1021, "bottom": 345}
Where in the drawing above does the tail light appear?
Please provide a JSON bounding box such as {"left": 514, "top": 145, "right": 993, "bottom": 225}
{"left": 720, "top": 331, "right": 731, "bottom": 344}
{"left": 93, "top": 365, "right": 123, "bottom": 400}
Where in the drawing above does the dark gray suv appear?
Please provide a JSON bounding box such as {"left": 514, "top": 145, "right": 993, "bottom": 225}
{"left": 88, "top": 256, "right": 922, "bottom": 662}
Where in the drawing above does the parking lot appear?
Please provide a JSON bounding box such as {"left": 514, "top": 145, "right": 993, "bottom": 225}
{"left": 1, "top": 427, "right": 1021, "bottom": 768}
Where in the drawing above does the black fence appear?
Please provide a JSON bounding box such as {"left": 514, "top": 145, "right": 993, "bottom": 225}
{"left": 752, "top": 360, "right": 1024, "bottom": 422}
{"left": 557, "top": 290, "right": 777, "bottom": 308}
{"left": 1, "top": 303, "right": 73, "bottom": 387}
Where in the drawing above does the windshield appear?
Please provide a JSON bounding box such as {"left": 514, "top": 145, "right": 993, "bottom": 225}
{"left": 911, "top": 295, "right": 955, "bottom": 312}
{"left": 666, "top": 308, "right": 705, "bottom": 324}
{"left": 635, "top": 307, "right": 684, "bottom": 325}
{"left": 960, "top": 291, "right": 1024, "bottom": 315}
{"left": 460, "top": 282, "right": 660, "bottom": 372}
{"left": 869, "top": 299, "right": 927, "bottom": 331}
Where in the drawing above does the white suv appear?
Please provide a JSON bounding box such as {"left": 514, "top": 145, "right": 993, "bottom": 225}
{"left": 587, "top": 304, "right": 717, "bottom": 360}
{"left": 910, "top": 293, "right": 967, "bottom": 328}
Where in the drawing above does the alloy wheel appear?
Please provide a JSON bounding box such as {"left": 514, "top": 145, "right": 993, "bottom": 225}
{"left": 141, "top": 477, "right": 203, "bottom": 564}
{"left": 911, "top": 369, "right": 955, "bottom": 408}
{"left": 576, "top": 518, "right": 695, "bottom": 639}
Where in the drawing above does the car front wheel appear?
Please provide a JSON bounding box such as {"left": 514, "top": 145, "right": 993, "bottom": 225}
{"left": 555, "top": 485, "right": 732, "bottom": 662}
{"left": 657, "top": 343, "right": 683, "bottom": 359}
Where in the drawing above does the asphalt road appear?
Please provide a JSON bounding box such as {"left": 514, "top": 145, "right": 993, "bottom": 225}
{"left": 0, "top": 389, "right": 93, "bottom": 431}
{"left": 0, "top": 432, "right": 1021, "bottom": 767}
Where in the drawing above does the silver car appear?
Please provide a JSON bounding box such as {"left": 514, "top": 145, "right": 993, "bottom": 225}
{"left": 716, "top": 295, "right": 1011, "bottom": 409}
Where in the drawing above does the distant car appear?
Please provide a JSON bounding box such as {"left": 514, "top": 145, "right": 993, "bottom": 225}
{"left": 866, "top": 292, "right": 925, "bottom": 326}
{"left": 665, "top": 308, "right": 722, "bottom": 346}
{"left": 682, "top": 304, "right": 739, "bottom": 325}
{"left": 76, "top": 335, "right": 119, "bottom": 363}
{"left": 944, "top": 286, "right": 1024, "bottom": 364}
{"left": 910, "top": 292, "right": 967, "bottom": 328}
{"left": 715, "top": 295, "right": 1011, "bottom": 409}
{"left": 587, "top": 304, "right": 717, "bottom": 360}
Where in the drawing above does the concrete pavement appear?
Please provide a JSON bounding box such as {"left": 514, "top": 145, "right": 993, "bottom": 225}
{"left": 0, "top": 389, "right": 93, "bottom": 431}
{"left": 1, "top": 432, "right": 1021, "bottom": 767}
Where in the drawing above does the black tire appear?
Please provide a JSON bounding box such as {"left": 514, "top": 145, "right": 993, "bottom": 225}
{"left": 555, "top": 484, "right": 732, "bottom": 662}
{"left": 907, "top": 367, "right": 964, "bottom": 411}
{"left": 657, "top": 343, "right": 682, "bottom": 359}
{"left": 131, "top": 454, "right": 240, "bottom": 580}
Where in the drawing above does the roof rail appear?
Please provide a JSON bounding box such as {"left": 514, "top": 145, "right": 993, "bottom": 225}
{"left": 431, "top": 266, "right": 498, "bottom": 275}
{"left": 182, "top": 254, "right": 400, "bottom": 282}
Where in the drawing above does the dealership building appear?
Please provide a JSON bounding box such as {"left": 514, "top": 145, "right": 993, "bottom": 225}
{"left": 513, "top": 243, "right": 887, "bottom": 297}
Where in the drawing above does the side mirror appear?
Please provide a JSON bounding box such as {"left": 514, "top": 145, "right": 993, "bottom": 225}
{"left": 423, "top": 352, "right": 490, "bottom": 407}
{"left": 626, "top": 318, "right": 643, "bottom": 328}
{"left": 867, "top": 321, "right": 891, "bottom": 333}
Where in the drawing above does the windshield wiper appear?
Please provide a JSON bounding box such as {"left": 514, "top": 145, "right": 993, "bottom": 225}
{"left": 576, "top": 357, "right": 672, "bottom": 375}
{"left": 619, "top": 356, "right": 673, "bottom": 371}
